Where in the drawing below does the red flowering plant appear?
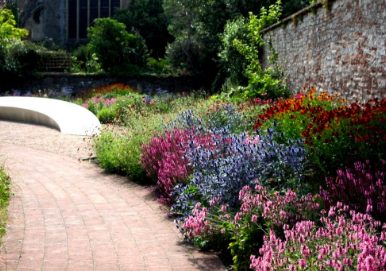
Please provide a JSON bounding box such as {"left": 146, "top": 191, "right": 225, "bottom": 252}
{"left": 254, "top": 88, "right": 343, "bottom": 141}
{"left": 250, "top": 203, "right": 386, "bottom": 271}
{"left": 305, "top": 98, "right": 386, "bottom": 177}
{"left": 254, "top": 88, "right": 386, "bottom": 178}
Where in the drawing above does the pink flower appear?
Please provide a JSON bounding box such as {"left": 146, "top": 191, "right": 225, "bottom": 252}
{"left": 298, "top": 259, "right": 307, "bottom": 268}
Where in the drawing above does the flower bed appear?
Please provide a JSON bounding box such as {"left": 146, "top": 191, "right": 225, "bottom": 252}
{"left": 93, "top": 88, "right": 385, "bottom": 270}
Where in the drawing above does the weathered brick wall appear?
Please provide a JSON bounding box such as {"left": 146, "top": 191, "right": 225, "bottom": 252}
{"left": 262, "top": 0, "right": 386, "bottom": 103}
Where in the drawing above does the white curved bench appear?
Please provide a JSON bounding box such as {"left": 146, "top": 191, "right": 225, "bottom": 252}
{"left": 0, "top": 97, "right": 101, "bottom": 136}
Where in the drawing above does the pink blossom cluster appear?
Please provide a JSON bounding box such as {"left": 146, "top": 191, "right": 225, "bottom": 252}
{"left": 181, "top": 184, "right": 319, "bottom": 242}
{"left": 321, "top": 160, "right": 385, "bottom": 221}
{"left": 83, "top": 96, "right": 117, "bottom": 108}
{"left": 250, "top": 203, "right": 386, "bottom": 271}
{"left": 183, "top": 202, "right": 211, "bottom": 238}
{"left": 236, "top": 184, "right": 320, "bottom": 227}
{"left": 141, "top": 129, "right": 192, "bottom": 203}
{"left": 141, "top": 129, "right": 215, "bottom": 204}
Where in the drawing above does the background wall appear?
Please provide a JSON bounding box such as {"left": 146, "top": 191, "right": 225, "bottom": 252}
{"left": 262, "top": 0, "right": 386, "bottom": 103}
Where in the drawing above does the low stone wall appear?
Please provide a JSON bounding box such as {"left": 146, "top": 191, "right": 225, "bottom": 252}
{"left": 262, "top": 0, "right": 386, "bottom": 103}
{"left": 0, "top": 73, "right": 203, "bottom": 97}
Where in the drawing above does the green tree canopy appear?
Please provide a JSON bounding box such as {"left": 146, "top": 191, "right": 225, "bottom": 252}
{"left": 0, "top": 8, "right": 28, "bottom": 46}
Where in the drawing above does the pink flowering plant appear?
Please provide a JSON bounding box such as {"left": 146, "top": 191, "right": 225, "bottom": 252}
{"left": 182, "top": 184, "right": 321, "bottom": 270}
{"left": 321, "top": 160, "right": 385, "bottom": 222}
{"left": 141, "top": 128, "right": 216, "bottom": 204}
{"left": 250, "top": 202, "right": 386, "bottom": 271}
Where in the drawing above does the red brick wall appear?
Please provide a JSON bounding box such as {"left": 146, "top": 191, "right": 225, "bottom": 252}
{"left": 262, "top": 0, "right": 386, "bottom": 103}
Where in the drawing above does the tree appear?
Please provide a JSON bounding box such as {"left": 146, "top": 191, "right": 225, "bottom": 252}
{"left": 113, "top": 0, "right": 172, "bottom": 58}
{"left": 0, "top": 8, "right": 27, "bottom": 46}
{"left": 162, "top": 0, "right": 311, "bottom": 80}
{"left": 87, "top": 18, "right": 148, "bottom": 72}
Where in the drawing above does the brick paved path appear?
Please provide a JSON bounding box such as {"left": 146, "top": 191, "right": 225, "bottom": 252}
{"left": 0, "top": 121, "right": 224, "bottom": 271}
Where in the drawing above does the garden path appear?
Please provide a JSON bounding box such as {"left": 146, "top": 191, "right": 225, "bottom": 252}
{"left": 0, "top": 121, "right": 224, "bottom": 271}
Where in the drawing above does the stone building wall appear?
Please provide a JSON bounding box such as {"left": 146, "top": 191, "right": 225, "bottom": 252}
{"left": 17, "top": 0, "right": 131, "bottom": 46}
{"left": 262, "top": 0, "right": 386, "bottom": 103}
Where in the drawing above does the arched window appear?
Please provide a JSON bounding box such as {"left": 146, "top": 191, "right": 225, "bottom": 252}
{"left": 68, "top": 0, "right": 121, "bottom": 40}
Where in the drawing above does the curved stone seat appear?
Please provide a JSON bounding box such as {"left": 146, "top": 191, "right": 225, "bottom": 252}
{"left": 0, "top": 97, "right": 101, "bottom": 136}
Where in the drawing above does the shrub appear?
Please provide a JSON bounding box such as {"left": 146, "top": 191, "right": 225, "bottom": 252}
{"left": 250, "top": 203, "right": 386, "bottom": 271}
{"left": 321, "top": 160, "right": 386, "bottom": 222}
{"left": 71, "top": 44, "right": 102, "bottom": 73}
{"left": 87, "top": 18, "right": 148, "bottom": 71}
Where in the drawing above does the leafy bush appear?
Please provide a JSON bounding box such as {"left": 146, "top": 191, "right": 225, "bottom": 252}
{"left": 87, "top": 18, "right": 148, "bottom": 72}
{"left": 250, "top": 203, "right": 386, "bottom": 271}
{"left": 71, "top": 44, "right": 102, "bottom": 73}
{"left": 0, "top": 166, "right": 10, "bottom": 237}
{"left": 321, "top": 160, "right": 386, "bottom": 222}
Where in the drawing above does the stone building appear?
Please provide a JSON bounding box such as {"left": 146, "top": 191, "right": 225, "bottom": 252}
{"left": 14, "top": 0, "right": 130, "bottom": 45}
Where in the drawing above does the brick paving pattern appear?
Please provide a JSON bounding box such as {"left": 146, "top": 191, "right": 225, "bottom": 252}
{"left": 0, "top": 121, "right": 224, "bottom": 271}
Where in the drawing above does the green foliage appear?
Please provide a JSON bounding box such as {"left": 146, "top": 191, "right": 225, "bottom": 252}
{"left": 163, "top": 0, "right": 310, "bottom": 79}
{"left": 71, "top": 45, "right": 102, "bottom": 73}
{"left": 225, "top": 0, "right": 290, "bottom": 100}
{"left": 163, "top": 0, "right": 266, "bottom": 77}
{"left": 113, "top": 0, "right": 172, "bottom": 58}
{"left": 87, "top": 18, "right": 148, "bottom": 72}
{"left": 95, "top": 132, "right": 148, "bottom": 181}
{"left": 146, "top": 57, "right": 172, "bottom": 75}
{"left": 165, "top": 38, "right": 208, "bottom": 75}
{"left": 0, "top": 9, "right": 27, "bottom": 46}
{"left": 94, "top": 93, "right": 208, "bottom": 181}
{"left": 219, "top": 17, "right": 249, "bottom": 85}
{"left": 0, "top": 166, "right": 10, "bottom": 238}
{"left": 96, "top": 107, "right": 117, "bottom": 124}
